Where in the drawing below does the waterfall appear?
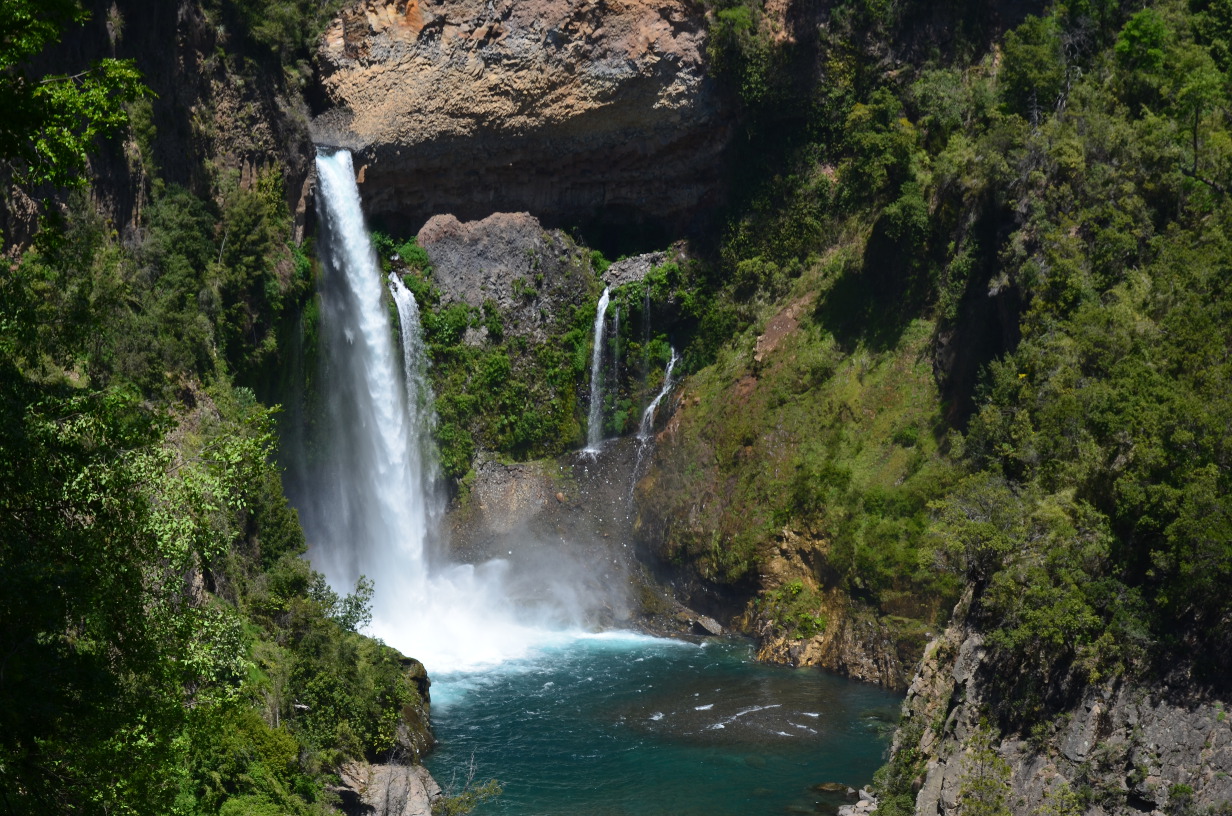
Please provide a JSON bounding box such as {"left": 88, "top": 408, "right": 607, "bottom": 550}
{"left": 307, "top": 149, "right": 429, "bottom": 599}
{"left": 638, "top": 347, "right": 679, "bottom": 440}
{"left": 584, "top": 288, "right": 611, "bottom": 453}
{"left": 301, "top": 148, "right": 593, "bottom": 672}
{"left": 626, "top": 346, "right": 679, "bottom": 501}
{"left": 388, "top": 272, "right": 440, "bottom": 505}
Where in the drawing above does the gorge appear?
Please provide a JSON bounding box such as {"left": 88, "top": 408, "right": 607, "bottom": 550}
{"left": 3, "top": 0, "right": 1232, "bottom": 814}
{"left": 306, "top": 143, "right": 903, "bottom": 812}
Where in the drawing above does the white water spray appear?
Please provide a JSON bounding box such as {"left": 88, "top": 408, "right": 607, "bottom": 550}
{"left": 638, "top": 347, "right": 679, "bottom": 440}
{"left": 584, "top": 288, "right": 611, "bottom": 453}
{"left": 305, "top": 149, "right": 598, "bottom": 672}
{"left": 307, "top": 150, "right": 428, "bottom": 598}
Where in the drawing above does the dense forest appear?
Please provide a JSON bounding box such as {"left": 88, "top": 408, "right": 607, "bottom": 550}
{"left": 685, "top": 0, "right": 1232, "bottom": 683}
{"left": 1, "top": 1, "right": 439, "bottom": 813}
{"left": 709, "top": 0, "right": 1232, "bottom": 690}
{"left": 2, "top": 0, "right": 1230, "bottom": 813}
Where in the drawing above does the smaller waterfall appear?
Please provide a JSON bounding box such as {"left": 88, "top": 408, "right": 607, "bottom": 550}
{"left": 584, "top": 288, "right": 611, "bottom": 453}
{"left": 628, "top": 346, "right": 679, "bottom": 500}
{"left": 638, "top": 347, "right": 679, "bottom": 440}
{"left": 388, "top": 272, "right": 440, "bottom": 530}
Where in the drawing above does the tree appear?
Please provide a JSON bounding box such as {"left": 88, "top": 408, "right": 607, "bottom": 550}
{"left": 1000, "top": 15, "right": 1066, "bottom": 122}
{"left": 960, "top": 726, "right": 1012, "bottom": 816}
{"left": 0, "top": 0, "right": 146, "bottom": 187}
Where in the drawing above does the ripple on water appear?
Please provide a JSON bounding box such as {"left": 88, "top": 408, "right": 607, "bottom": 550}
{"left": 425, "top": 636, "right": 901, "bottom": 816}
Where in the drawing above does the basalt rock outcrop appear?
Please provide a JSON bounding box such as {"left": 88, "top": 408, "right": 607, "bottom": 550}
{"left": 751, "top": 598, "right": 911, "bottom": 690}
{"left": 601, "top": 249, "right": 670, "bottom": 288}
{"left": 311, "top": 0, "right": 729, "bottom": 240}
{"left": 891, "top": 592, "right": 1232, "bottom": 816}
{"left": 416, "top": 211, "right": 598, "bottom": 343}
{"left": 445, "top": 442, "right": 726, "bottom": 639}
{"left": 335, "top": 762, "right": 442, "bottom": 816}
{"left": 733, "top": 531, "right": 922, "bottom": 690}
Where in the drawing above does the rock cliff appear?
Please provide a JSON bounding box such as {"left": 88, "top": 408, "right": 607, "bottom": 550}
{"left": 751, "top": 598, "right": 911, "bottom": 690}
{"left": 311, "top": 0, "right": 729, "bottom": 241}
{"left": 417, "top": 211, "right": 597, "bottom": 344}
{"left": 890, "top": 594, "right": 1232, "bottom": 815}
{"left": 4, "top": 0, "right": 318, "bottom": 251}
{"left": 336, "top": 762, "right": 441, "bottom": 816}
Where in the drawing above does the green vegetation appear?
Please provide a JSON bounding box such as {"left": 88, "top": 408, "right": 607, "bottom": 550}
{"left": 599, "top": 262, "right": 695, "bottom": 436}
{"left": 0, "top": 0, "right": 146, "bottom": 187}
{"left": 0, "top": 6, "right": 437, "bottom": 814}
{"left": 6, "top": 0, "right": 1232, "bottom": 810}
{"left": 679, "top": 0, "right": 1232, "bottom": 677}
{"left": 662, "top": 0, "right": 1232, "bottom": 807}
{"left": 201, "top": 0, "right": 349, "bottom": 78}
{"left": 1, "top": 205, "right": 419, "bottom": 811}
{"left": 371, "top": 231, "right": 598, "bottom": 481}
{"left": 758, "top": 580, "right": 829, "bottom": 639}
{"left": 432, "top": 778, "right": 503, "bottom": 816}
{"left": 959, "top": 726, "right": 1013, "bottom": 816}
{"left": 919, "top": 0, "right": 1232, "bottom": 695}
{"left": 871, "top": 718, "right": 926, "bottom": 816}
{"left": 641, "top": 257, "right": 962, "bottom": 610}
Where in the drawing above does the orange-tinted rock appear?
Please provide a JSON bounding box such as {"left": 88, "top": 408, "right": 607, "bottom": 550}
{"left": 311, "top": 0, "right": 729, "bottom": 239}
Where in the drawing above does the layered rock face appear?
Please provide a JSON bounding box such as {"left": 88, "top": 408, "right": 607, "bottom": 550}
{"left": 895, "top": 595, "right": 1232, "bottom": 816}
{"left": 312, "top": 0, "right": 728, "bottom": 240}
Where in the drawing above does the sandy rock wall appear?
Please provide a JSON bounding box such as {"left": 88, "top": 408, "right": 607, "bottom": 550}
{"left": 311, "top": 0, "right": 729, "bottom": 238}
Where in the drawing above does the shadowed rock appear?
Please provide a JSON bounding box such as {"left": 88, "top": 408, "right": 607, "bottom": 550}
{"left": 311, "top": 0, "right": 730, "bottom": 239}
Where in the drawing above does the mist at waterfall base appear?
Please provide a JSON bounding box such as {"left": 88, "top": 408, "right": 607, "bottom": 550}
{"left": 295, "top": 149, "right": 627, "bottom": 672}
{"left": 298, "top": 149, "right": 899, "bottom": 812}
{"left": 426, "top": 636, "right": 901, "bottom": 816}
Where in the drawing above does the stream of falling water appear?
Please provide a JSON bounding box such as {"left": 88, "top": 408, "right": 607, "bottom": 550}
{"left": 297, "top": 152, "right": 899, "bottom": 813}
{"left": 302, "top": 149, "right": 602, "bottom": 671}
{"left": 584, "top": 288, "right": 611, "bottom": 453}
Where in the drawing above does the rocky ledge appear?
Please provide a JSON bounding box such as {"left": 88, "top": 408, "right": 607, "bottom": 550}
{"left": 893, "top": 592, "right": 1232, "bottom": 816}
{"left": 311, "top": 0, "right": 729, "bottom": 239}
{"left": 335, "top": 762, "right": 441, "bottom": 816}
{"left": 416, "top": 211, "right": 597, "bottom": 344}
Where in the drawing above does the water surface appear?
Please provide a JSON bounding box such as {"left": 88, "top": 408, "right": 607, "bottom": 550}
{"left": 425, "top": 635, "right": 901, "bottom": 816}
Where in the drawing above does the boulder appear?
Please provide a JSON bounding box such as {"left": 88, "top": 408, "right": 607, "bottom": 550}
{"left": 335, "top": 762, "right": 442, "bottom": 816}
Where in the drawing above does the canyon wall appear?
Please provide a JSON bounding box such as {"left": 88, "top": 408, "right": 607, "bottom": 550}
{"left": 311, "top": 0, "right": 730, "bottom": 243}
{"left": 888, "top": 595, "right": 1232, "bottom": 816}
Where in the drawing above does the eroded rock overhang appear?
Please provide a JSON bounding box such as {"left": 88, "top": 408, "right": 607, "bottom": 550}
{"left": 310, "top": 0, "right": 731, "bottom": 244}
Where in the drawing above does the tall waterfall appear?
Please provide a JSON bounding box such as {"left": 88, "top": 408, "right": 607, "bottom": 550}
{"left": 638, "top": 347, "right": 679, "bottom": 440}
{"left": 307, "top": 150, "right": 429, "bottom": 598}
{"left": 584, "top": 288, "right": 611, "bottom": 453}
{"left": 302, "top": 149, "right": 588, "bottom": 672}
